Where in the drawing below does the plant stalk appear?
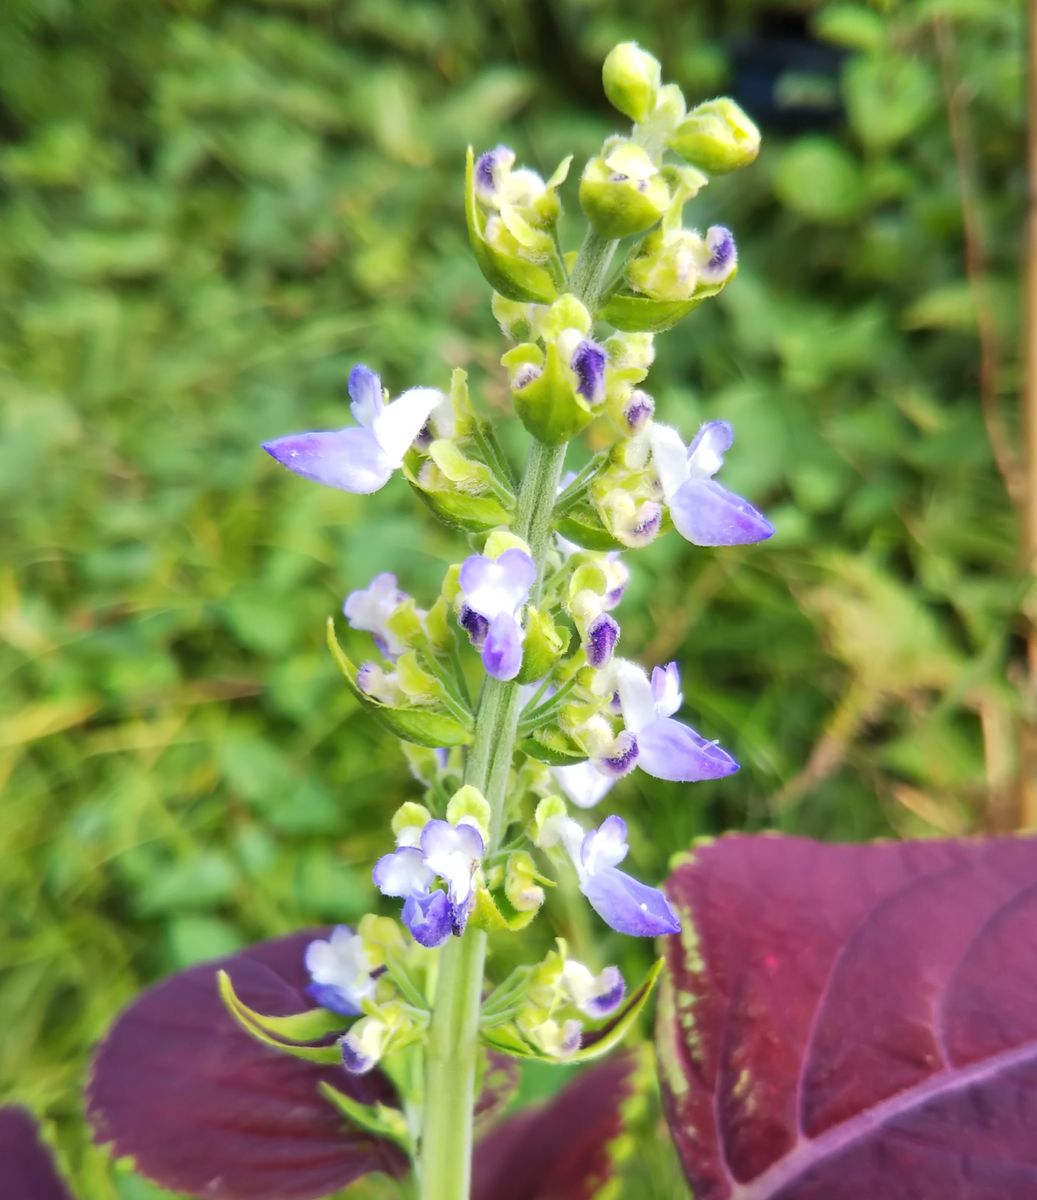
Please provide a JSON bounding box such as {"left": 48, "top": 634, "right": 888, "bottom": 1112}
{"left": 417, "top": 236, "right": 614, "bottom": 1199}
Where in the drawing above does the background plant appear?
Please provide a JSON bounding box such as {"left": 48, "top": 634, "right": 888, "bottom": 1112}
{"left": 0, "top": 1, "right": 1027, "bottom": 1197}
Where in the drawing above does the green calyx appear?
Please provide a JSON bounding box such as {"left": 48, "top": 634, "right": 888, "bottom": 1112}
{"left": 669, "top": 97, "right": 761, "bottom": 174}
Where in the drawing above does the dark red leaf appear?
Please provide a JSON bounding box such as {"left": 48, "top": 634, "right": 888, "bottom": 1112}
{"left": 658, "top": 834, "right": 1037, "bottom": 1200}
{"left": 472, "top": 1053, "right": 639, "bottom": 1200}
{"left": 0, "top": 1107, "right": 74, "bottom": 1200}
{"left": 87, "top": 930, "right": 407, "bottom": 1200}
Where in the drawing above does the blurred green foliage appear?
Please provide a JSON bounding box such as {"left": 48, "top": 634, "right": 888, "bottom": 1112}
{"left": 0, "top": 0, "right": 1026, "bottom": 1195}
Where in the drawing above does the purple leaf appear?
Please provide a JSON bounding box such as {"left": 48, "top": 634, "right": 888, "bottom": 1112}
{"left": 658, "top": 834, "right": 1037, "bottom": 1200}
{"left": 87, "top": 930, "right": 407, "bottom": 1200}
{"left": 472, "top": 1053, "right": 639, "bottom": 1200}
{"left": 0, "top": 1107, "right": 74, "bottom": 1200}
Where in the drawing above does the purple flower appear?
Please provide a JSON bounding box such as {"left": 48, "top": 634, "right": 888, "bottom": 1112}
{"left": 474, "top": 145, "right": 516, "bottom": 205}
{"left": 303, "top": 926, "right": 377, "bottom": 1017}
{"left": 458, "top": 548, "right": 536, "bottom": 681}
{"left": 649, "top": 420, "right": 773, "bottom": 547}
{"left": 420, "top": 819, "right": 484, "bottom": 934}
{"left": 561, "top": 961, "right": 626, "bottom": 1018}
{"left": 372, "top": 846, "right": 435, "bottom": 900}
{"left": 340, "top": 1015, "right": 390, "bottom": 1074}
{"left": 595, "top": 729, "right": 639, "bottom": 777}
{"left": 614, "top": 659, "right": 739, "bottom": 783}
{"left": 401, "top": 890, "right": 453, "bottom": 948}
{"left": 343, "top": 572, "right": 409, "bottom": 658}
{"left": 262, "top": 364, "right": 443, "bottom": 495}
{"left": 700, "top": 225, "right": 737, "bottom": 284}
{"left": 586, "top": 613, "right": 619, "bottom": 669}
{"left": 570, "top": 339, "right": 607, "bottom": 406}
{"left": 623, "top": 389, "right": 655, "bottom": 433}
{"left": 542, "top": 813, "right": 679, "bottom": 938}
{"left": 373, "top": 817, "right": 485, "bottom": 947}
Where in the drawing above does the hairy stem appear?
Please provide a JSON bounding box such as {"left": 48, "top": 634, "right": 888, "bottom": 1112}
{"left": 418, "top": 237, "right": 614, "bottom": 1200}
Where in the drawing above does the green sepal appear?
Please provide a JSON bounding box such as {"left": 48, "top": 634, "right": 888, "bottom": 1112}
{"left": 319, "top": 1082, "right": 412, "bottom": 1153}
{"left": 554, "top": 504, "right": 627, "bottom": 552}
{"left": 519, "top": 725, "right": 588, "bottom": 765}
{"left": 469, "top": 883, "right": 538, "bottom": 933}
{"left": 327, "top": 618, "right": 471, "bottom": 748}
{"left": 403, "top": 455, "right": 513, "bottom": 533}
{"left": 465, "top": 146, "right": 557, "bottom": 304}
{"left": 516, "top": 607, "right": 569, "bottom": 685}
{"left": 482, "top": 959, "right": 664, "bottom": 1064}
{"left": 600, "top": 289, "right": 708, "bottom": 333}
{"left": 511, "top": 342, "right": 595, "bottom": 445}
{"left": 217, "top": 970, "right": 343, "bottom": 1065}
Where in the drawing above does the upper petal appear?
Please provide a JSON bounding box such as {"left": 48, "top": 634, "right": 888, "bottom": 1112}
{"left": 637, "top": 716, "right": 739, "bottom": 783}
{"left": 372, "top": 387, "right": 443, "bottom": 466}
{"left": 581, "top": 866, "right": 681, "bottom": 937}
{"left": 262, "top": 428, "right": 394, "bottom": 494}
{"left": 581, "top": 814, "right": 629, "bottom": 876}
{"left": 650, "top": 663, "right": 682, "bottom": 717}
{"left": 614, "top": 659, "right": 659, "bottom": 735}
{"left": 669, "top": 476, "right": 774, "bottom": 547}
{"left": 686, "top": 420, "right": 734, "bottom": 478}
{"left": 348, "top": 364, "right": 384, "bottom": 429}
{"left": 648, "top": 423, "right": 691, "bottom": 502}
{"left": 372, "top": 847, "right": 434, "bottom": 898}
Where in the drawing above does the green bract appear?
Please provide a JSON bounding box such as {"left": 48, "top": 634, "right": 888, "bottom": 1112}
{"left": 579, "top": 142, "right": 669, "bottom": 239}
{"left": 464, "top": 146, "right": 559, "bottom": 304}
{"left": 327, "top": 619, "right": 471, "bottom": 748}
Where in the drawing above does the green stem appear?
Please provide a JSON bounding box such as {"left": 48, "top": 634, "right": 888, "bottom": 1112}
{"left": 418, "top": 231, "right": 615, "bottom": 1200}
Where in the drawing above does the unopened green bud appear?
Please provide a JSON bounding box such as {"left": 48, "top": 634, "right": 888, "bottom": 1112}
{"left": 446, "top": 784, "right": 491, "bottom": 842}
{"left": 446, "top": 367, "right": 476, "bottom": 439}
{"left": 531, "top": 795, "right": 569, "bottom": 848}
{"left": 391, "top": 801, "right": 432, "bottom": 847}
{"left": 537, "top": 293, "right": 592, "bottom": 341}
{"left": 579, "top": 142, "right": 669, "bottom": 239}
{"left": 484, "top": 530, "right": 532, "bottom": 559}
{"left": 605, "top": 331, "right": 656, "bottom": 374}
{"left": 626, "top": 228, "right": 700, "bottom": 301}
{"left": 384, "top": 597, "right": 425, "bottom": 651}
{"left": 517, "top": 606, "right": 569, "bottom": 685}
{"left": 669, "top": 97, "right": 761, "bottom": 174}
{"left": 491, "top": 293, "right": 539, "bottom": 342}
{"left": 427, "top": 439, "right": 492, "bottom": 494}
{"left": 396, "top": 652, "right": 445, "bottom": 704}
{"left": 504, "top": 851, "right": 547, "bottom": 914}
{"left": 602, "top": 42, "right": 661, "bottom": 124}
{"left": 424, "top": 595, "right": 452, "bottom": 651}
{"left": 357, "top": 913, "right": 406, "bottom": 966}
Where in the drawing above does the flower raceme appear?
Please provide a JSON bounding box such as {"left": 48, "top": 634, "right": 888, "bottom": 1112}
{"left": 196, "top": 38, "right": 773, "bottom": 1195}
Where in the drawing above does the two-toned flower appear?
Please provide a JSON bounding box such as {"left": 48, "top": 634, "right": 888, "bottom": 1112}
{"left": 263, "top": 364, "right": 444, "bottom": 495}
{"left": 457, "top": 546, "right": 536, "bottom": 681}
{"left": 535, "top": 805, "right": 680, "bottom": 937}
{"left": 649, "top": 419, "right": 773, "bottom": 547}
{"left": 613, "top": 658, "right": 739, "bottom": 783}
{"left": 373, "top": 794, "right": 489, "bottom": 948}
